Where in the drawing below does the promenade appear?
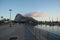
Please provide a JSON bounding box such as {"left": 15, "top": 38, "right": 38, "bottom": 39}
{"left": 0, "top": 23, "right": 60, "bottom": 40}
{"left": 0, "top": 23, "right": 37, "bottom": 40}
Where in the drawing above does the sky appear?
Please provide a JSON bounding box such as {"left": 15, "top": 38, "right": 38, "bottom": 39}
{"left": 0, "top": 0, "right": 60, "bottom": 20}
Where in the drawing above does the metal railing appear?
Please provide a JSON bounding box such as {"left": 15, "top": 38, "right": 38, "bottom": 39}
{"left": 27, "top": 25, "right": 60, "bottom": 40}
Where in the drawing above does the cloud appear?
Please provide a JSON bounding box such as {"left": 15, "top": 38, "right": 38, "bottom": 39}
{"left": 25, "top": 11, "right": 48, "bottom": 17}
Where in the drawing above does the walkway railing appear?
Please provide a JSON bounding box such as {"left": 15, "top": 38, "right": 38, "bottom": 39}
{"left": 27, "top": 25, "right": 60, "bottom": 40}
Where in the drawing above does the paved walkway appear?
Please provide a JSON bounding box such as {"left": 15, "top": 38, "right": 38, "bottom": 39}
{"left": 0, "top": 23, "right": 37, "bottom": 40}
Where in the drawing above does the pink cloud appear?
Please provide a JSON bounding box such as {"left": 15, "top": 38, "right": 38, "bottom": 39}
{"left": 25, "top": 11, "right": 48, "bottom": 17}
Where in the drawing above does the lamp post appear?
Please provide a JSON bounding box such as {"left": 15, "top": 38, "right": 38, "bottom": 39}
{"left": 9, "top": 9, "right": 12, "bottom": 27}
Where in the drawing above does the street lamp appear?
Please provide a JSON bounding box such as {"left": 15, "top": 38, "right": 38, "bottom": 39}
{"left": 9, "top": 9, "right": 12, "bottom": 20}
{"left": 9, "top": 9, "right": 12, "bottom": 27}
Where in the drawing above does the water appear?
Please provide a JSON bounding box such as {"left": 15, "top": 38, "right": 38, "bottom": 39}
{"left": 35, "top": 25, "right": 60, "bottom": 36}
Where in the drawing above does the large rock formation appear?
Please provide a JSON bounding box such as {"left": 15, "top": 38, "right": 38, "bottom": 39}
{"left": 14, "top": 13, "right": 38, "bottom": 24}
{"left": 15, "top": 14, "right": 24, "bottom": 22}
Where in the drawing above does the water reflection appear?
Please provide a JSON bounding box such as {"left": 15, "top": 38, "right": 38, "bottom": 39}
{"left": 35, "top": 25, "right": 60, "bottom": 36}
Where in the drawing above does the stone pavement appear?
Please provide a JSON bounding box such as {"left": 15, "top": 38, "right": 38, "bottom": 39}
{"left": 0, "top": 23, "right": 37, "bottom": 40}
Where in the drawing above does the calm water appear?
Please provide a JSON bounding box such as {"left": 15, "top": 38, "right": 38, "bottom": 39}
{"left": 35, "top": 25, "right": 60, "bottom": 36}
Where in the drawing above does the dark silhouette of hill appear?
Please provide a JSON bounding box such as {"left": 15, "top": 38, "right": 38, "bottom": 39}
{"left": 12, "top": 13, "right": 39, "bottom": 26}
